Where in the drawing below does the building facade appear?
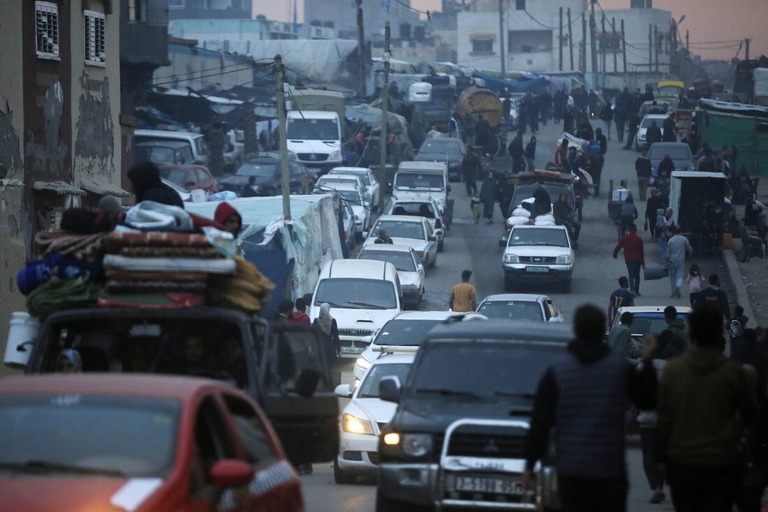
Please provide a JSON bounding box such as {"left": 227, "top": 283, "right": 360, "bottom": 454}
{"left": 0, "top": 0, "right": 123, "bottom": 374}
{"left": 303, "top": 0, "right": 420, "bottom": 41}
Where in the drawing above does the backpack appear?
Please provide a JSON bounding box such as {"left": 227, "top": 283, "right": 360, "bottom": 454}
{"left": 728, "top": 319, "right": 743, "bottom": 341}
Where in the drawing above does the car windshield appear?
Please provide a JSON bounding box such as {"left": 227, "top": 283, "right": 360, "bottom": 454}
{"left": 394, "top": 173, "right": 444, "bottom": 191}
{"left": 372, "top": 220, "right": 425, "bottom": 240}
{"left": 418, "top": 141, "right": 460, "bottom": 155}
{"left": 477, "top": 300, "right": 543, "bottom": 321}
{"left": 0, "top": 395, "right": 178, "bottom": 477}
{"left": 136, "top": 146, "right": 193, "bottom": 165}
{"left": 338, "top": 190, "right": 364, "bottom": 205}
{"left": 620, "top": 313, "right": 691, "bottom": 336}
{"left": 389, "top": 202, "right": 436, "bottom": 219}
{"left": 641, "top": 117, "right": 663, "bottom": 128}
{"left": 332, "top": 171, "right": 370, "bottom": 186}
{"left": 508, "top": 228, "right": 568, "bottom": 247}
{"left": 314, "top": 278, "right": 398, "bottom": 309}
{"left": 360, "top": 251, "right": 417, "bottom": 272}
{"left": 358, "top": 362, "right": 413, "bottom": 398}
{"left": 236, "top": 163, "right": 278, "bottom": 178}
{"left": 649, "top": 146, "right": 692, "bottom": 161}
{"left": 373, "top": 319, "right": 442, "bottom": 346}
{"left": 287, "top": 118, "right": 339, "bottom": 140}
{"left": 409, "top": 343, "right": 564, "bottom": 399}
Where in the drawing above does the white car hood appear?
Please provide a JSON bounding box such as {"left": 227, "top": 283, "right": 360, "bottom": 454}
{"left": 393, "top": 191, "right": 447, "bottom": 209}
{"left": 343, "top": 397, "right": 398, "bottom": 427}
{"left": 398, "top": 271, "right": 421, "bottom": 287}
{"left": 330, "top": 307, "right": 398, "bottom": 330}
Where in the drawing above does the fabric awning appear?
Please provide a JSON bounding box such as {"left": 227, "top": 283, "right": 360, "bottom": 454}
{"left": 33, "top": 181, "right": 87, "bottom": 196}
{"left": 80, "top": 178, "right": 132, "bottom": 198}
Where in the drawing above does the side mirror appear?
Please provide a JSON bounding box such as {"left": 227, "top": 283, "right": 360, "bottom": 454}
{"left": 379, "top": 376, "right": 402, "bottom": 403}
{"left": 428, "top": 235, "right": 436, "bottom": 241}
{"left": 417, "top": 264, "right": 424, "bottom": 273}
{"left": 334, "top": 383, "right": 353, "bottom": 397}
{"left": 209, "top": 459, "right": 255, "bottom": 488}
{"left": 498, "top": 237, "right": 508, "bottom": 247}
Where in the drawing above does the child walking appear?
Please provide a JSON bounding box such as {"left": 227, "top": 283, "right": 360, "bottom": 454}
{"left": 686, "top": 263, "right": 704, "bottom": 306}
{"left": 471, "top": 192, "right": 482, "bottom": 224}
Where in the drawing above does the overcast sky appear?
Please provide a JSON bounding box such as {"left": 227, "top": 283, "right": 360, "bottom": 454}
{"left": 255, "top": 0, "right": 767, "bottom": 61}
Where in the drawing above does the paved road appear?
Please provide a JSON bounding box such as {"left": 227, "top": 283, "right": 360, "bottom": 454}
{"left": 300, "top": 118, "right": 734, "bottom": 511}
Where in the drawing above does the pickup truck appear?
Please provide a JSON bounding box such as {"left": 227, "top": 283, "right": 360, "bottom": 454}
{"left": 376, "top": 320, "right": 571, "bottom": 512}
{"left": 12, "top": 306, "right": 339, "bottom": 467}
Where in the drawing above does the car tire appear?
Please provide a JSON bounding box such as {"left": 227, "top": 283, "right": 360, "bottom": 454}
{"left": 437, "top": 239, "right": 444, "bottom": 252}
{"left": 333, "top": 458, "right": 356, "bottom": 485}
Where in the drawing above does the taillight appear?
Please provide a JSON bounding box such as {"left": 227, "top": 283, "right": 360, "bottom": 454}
{"left": 434, "top": 219, "right": 442, "bottom": 229}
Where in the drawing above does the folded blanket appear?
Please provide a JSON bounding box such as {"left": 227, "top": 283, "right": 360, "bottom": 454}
{"left": 105, "top": 270, "right": 209, "bottom": 282}
{"left": 105, "top": 280, "right": 208, "bottom": 293}
{"left": 97, "top": 292, "right": 204, "bottom": 309}
{"left": 103, "top": 254, "right": 236, "bottom": 274}
{"left": 35, "top": 231, "right": 106, "bottom": 258}
{"left": 106, "top": 231, "right": 211, "bottom": 250}
{"left": 118, "top": 246, "right": 220, "bottom": 258}
{"left": 26, "top": 275, "right": 101, "bottom": 318}
{"left": 124, "top": 200, "right": 193, "bottom": 232}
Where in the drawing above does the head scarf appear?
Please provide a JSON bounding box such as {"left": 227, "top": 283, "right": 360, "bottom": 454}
{"left": 317, "top": 303, "right": 333, "bottom": 335}
{"left": 56, "top": 348, "right": 82, "bottom": 373}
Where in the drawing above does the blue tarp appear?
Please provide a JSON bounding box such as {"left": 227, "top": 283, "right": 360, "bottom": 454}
{"left": 472, "top": 71, "right": 550, "bottom": 95}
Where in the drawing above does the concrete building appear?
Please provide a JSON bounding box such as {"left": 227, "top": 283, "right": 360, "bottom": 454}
{"left": 0, "top": 0, "right": 123, "bottom": 373}
{"left": 303, "top": 0, "right": 420, "bottom": 41}
{"left": 169, "top": 0, "right": 251, "bottom": 20}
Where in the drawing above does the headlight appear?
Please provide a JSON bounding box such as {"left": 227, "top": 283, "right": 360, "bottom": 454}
{"left": 330, "top": 149, "right": 341, "bottom": 160}
{"left": 504, "top": 253, "right": 519, "bottom": 264}
{"left": 342, "top": 413, "right": 374, "bottom": 435}
{"left": 556, "top": 254, "right": 573, "bottom": 264}
{"left": 354, "top": 357, "right": 372, "bottom": 373}
{"left": 402, "top": 433, "right": 433, "bottom": 457}
{"left": 287, "top": 150, "right": 296, "bottom": 158}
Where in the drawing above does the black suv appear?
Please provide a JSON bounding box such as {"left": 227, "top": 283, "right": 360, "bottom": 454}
{"left": 376, "top": 320, "right": 571, "bottom": 512}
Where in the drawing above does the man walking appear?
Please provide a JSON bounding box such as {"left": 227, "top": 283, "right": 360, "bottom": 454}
{"left": 608, "top": 276, "right": 635, "bottom": 321}
{"left": 635, "top": 153, "right": 652, "bottom": 201}
{"left": 698, "top": 274, "right": 732, "bottom": 325}
{"left": 461, "top": 146, "right": 481, "bottom": 195}
{"left": 645, "top": 189, "right": 664, "bottom": 239}
{"left": 507, "top": 130, "right": 525, "bottom": 173}
{"left": 657, "top": 303, "right": 758, "bottom": 512}
{"left": 607, "top": 311, "right": 637, "bottom": 359}
{"left": 666, "top": 226, "right": 692, "bottom": 298}
{"left": 449, "top": 269, "right": 477, "bottom": 312}
{"left": 613, "top": 223, "right": 645, "bottom": 296}
{"left": 525, "top": 304, "right": 657, "bottom": 512}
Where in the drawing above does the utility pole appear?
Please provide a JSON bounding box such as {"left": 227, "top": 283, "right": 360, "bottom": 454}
{"left": 654, "top": 24, "right": 659, "bottom": 72}
{"left": 648, "top": 24, "right": 652, "bottom": 74}
{"left": 612, "top": 17, "right": 618, "bottom": 73}
{"left": 568, "top": 8, "right": 574, "bottom": 70}
{"left": 621, "top": 19, "right": 627, "bottom": 73}
{"left": 590, "top": 0, "right": 598, "bottom": 83}
{"left": 745, "top": 38, "right": 751, "bottom": 60}
{"left": 356, "top": 0, "right": 366, "bottom": 96}
{"left": 686, "top": 30, "right": 689, "bottom": 53}
{"left": 274, "top": 54, "right": 291, "bottom": 221}
{"left": 559, "top": 7, "right": 563, "bottom": 72}
{"left": 601, "top": 16, "right": 606, "bottom": 88}
{"left": 498, "top": 0, "right": 506, "bottom": 77}
{"left": 378, "top": 21, "right": 390, "bottom": 212}
{"left": 581, "top": 12, "right": 587, "bottom": 72}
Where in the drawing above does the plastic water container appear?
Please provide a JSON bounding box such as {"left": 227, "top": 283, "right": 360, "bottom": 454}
{"left": 4, "top": 312, "right": 39, "bottom": 368}
{"left": 611, "top": 188, "right": 630, "bottom": 202}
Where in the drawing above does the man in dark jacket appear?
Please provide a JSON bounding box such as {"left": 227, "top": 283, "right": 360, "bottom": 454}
{"left": 645, "top": 120, "right": 663, "bottom": 148}
{"left": 127, "top": 162, "right": 185, "bottom": 208}
{"left": 657, "top": 303, "right": 758, "bottom": 512}
{"left": 525, "top": 304, "right": 657, "bottom": 512}
{"left": 635, "top": 153, "right": 652, "bottom": 200}
{"left": 461, "top": 146, "right": 482, "bottom": 195}
{"left": 507, "top": 130, "right": 525, "bottom": 172}
{"left": 698, "top": 274, "right": 732, "bottom": 325}
{"left": 662, "top": 114, "right": 677, "bottom": 142}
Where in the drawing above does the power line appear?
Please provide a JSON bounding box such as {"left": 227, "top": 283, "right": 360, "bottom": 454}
{"left": 393, "top": 0, "right": 431, "bottom": 19}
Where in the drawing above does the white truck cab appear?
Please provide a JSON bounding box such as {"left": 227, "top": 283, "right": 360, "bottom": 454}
{"left": 392, "top": 161, "right": 450, "bottom": 217}
{"left": 286, "top": 110, "right": 342, "bottom": 173}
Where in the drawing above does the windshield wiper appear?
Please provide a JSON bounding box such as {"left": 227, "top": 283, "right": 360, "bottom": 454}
{"left": 414, "top": 388, "right": 486, "bottom": 400}
{"left": 346, "top": 300, "right": 386, "bottom": 309}
{"left": 0, "top": 460, "right": 126, "bottom": 477}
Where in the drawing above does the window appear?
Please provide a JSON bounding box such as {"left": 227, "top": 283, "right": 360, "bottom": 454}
{"left": 127, "top": 0, "right": 145, "bottom": 22}
{"left": 471, "top": 38, "right": 494, "bottom": 55}
{"left": 515, "top": 0, "right": 526, "bottom": 9}
{"left": 35, "top": 1, "right": 60, "bottom": 60}
{"left": 84, "top": 10, "right": 106, "bottom": 66}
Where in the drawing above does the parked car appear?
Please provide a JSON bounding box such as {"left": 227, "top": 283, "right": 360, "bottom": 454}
{"left": 414, "top": 137, "right": 466, "bottom": 182}
{"left": 502, "top": 224, "right": 575, "bottom": 292}
{"left": 328, "top": 184, "right": 371, "bottom": 239}
{"left": 219, "top": 157, "right": 315, "bottom": 197}
{"left": 0, "top": 374, "right": 303, "bottom": 511}
{"left": 314, "top": 175, "right": 370, "bottom": 208}
{"left": 635, "top": 114, "right": 668, "bottom": 151}
{"left": 158, "top": 164, "right": 218, "bottom": 193}
{"left": 134, "top": 141, "right": 196, "bottom": 166}
{"left": 351, "top": 310, "right": 487, "bottom": 383}
{"left": 340, "top": 201, "right": 359, "bottom": 252}
{"left": 609, "top": 305, "right": 692, "bottom": 343}
{"left": 333, "top": 352, "right": 415, "bottom": 484}
{"left": 224, "top": 129, "right": 246, "bottom": 171}
{"left": 476, "top": 293, "right": 564, "bottom": 322}
{"left": 383, "top": 198, "right": 446, "bottom": 252}
{"left": 647, "top": 142, "right": 696, "bottom": 176}
{"left": 364, "top": 215, "right": 438, "bottom": 269}
{"left": 327, "top": 167, "right": 381, "bottom": 210}
{"left": 357, "top": 245, "right": 425, "bottom": 310}
{"left": 134, "top": 129, "right": 209, "bottom": 166}
{"left": 376, "top": 320, "right": 573, "bottom": 512}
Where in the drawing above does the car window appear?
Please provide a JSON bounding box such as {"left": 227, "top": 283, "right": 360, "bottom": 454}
{"left": 220, "top": 395, "right": 277, "bottom": 464}
{"left": 314, "top": 278, "right": 398, "bottom": 310}
{"left": 286, "top": 118, "right": 339, "bottom": 140}
{"left": 623, "top": 313, "right": 690, "bottom": 336}
{"left": 162, "top": 167, "right": 187, "bottom": 186}
{"left": 372, "top": 220, "right": 425, "bottom": 240}
{"left": 358, "top": 362, "right": 412, "bottom": 398}
{"left": 372, "top": 319, "right": 441, "bottom": 347}
{"left": 410, "top": 343, "right": 564, "bottom": 399}
{"left": 237, "top": 163, "right": 278, "bottom": 178}
{"left": 266, "top": 326, "right": 333, "bottom": 391}
{"left": 394, "top": 173, "right": 444, "bottom": 191}
{"left": 359, "top": 250, "right": 417, "bottom": 272}
{"left": 195, "top": 137, "right": 209, "bottom": 156}
{"left": 477, "top": 301, "right": 543, "bottom": 321}
{"left": 390, "top": 202, "right": 436, "bottom": 219}
{"left": 190, "top": 397, "right": 237, "bottom": 497}
{"left": 0, "top": 394, "right": 178, "bottom": 478}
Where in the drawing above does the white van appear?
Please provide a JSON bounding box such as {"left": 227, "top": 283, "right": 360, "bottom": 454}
{"left": 392, "top": 161, "right": 450, "bottom": 215}
{"left": 134, "top": 129, "right": 209, "bottom": 166}
{"left": 309, "top": 259, "right": 402, "bottom": 358}
{"left": 286, "top": 110, "right": 342, "bottom": 173}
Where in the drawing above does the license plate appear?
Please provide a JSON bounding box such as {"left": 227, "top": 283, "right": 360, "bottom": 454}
{"left": 340, "top": 346, "right": 361, "bottom": 354}
{"left": 454, "top": 475, "right": 525, "bottom": 495}
{"left": 526, "top": 266, "right": 549, "bottom": 273}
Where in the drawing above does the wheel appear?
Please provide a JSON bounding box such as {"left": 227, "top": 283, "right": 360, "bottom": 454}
{"left": 333, "top": 458, "right": 356, "bottom": 484}
{"left": 437, "top": 239, "right": 444, "bottom": 252}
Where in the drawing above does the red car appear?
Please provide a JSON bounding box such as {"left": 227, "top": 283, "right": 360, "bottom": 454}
{"left": 159, "top": 164, "right": 219, "bottom": 193}
{"left": 0, "top": 374, "right": 303, "bottom": 512}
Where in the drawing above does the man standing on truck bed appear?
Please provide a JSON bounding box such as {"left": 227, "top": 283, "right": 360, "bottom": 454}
{"left": 525, "top": 304, "right": 657, "bottom": 512}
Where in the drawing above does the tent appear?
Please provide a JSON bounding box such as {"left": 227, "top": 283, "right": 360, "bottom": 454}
{"left": 186, "top": 194, "right": 344, "bottom": 315}
{"left": 471, "top": 71, "right": 550, "bottom": 95}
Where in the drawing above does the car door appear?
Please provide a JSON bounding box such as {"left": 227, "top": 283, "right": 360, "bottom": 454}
{"left": 423, "top": 218, "right": 437, "bottom": 265}
{"left": 410, "top": 248, "right": 425, "bottom": 289}
{"left": 218, "top": 393, "right": 302, "bottom": 512}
